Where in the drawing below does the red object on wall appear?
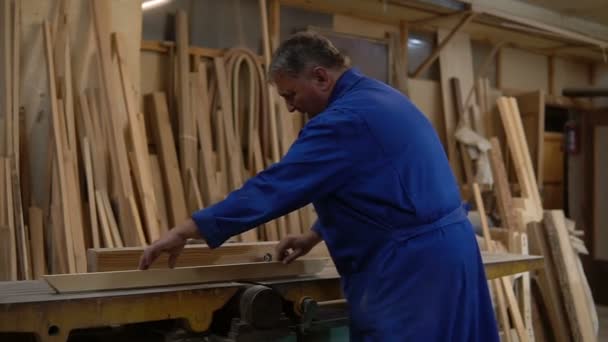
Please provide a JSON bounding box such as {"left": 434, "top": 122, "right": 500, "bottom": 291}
{"left": 565, "top": 120, "right": 579, "bottom": 154}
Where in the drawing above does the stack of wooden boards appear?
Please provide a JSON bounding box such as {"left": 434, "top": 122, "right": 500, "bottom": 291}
{"left": 470, "top": 94, "right": 596, "bottom": 341}
{"left": 0, "top": 0, "right": 315, "bottom": 280}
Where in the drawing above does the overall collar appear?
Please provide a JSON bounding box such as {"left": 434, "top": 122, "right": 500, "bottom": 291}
{"left": 327, "top": 68, "right": 363, "bottom": 106}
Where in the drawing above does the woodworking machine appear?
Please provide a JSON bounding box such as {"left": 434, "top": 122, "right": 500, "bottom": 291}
{"left": 0, "top": 252, "right": 543, "bottom": 342}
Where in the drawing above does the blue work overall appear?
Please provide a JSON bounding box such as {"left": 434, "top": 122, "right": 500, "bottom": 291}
{"left": 193, "top": 68, "right": 499, "bottom": 341}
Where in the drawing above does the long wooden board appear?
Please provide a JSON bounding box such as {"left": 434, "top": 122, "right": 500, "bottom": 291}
{"left": 528, "top": 221, "right": 572, "bottom": 342}
{"left": 438, "top": 29, "right": 476, "bottom": 185}
{"left": 87, "top": 241, "right": 330, "bottom": 272}
{"left": 45, "top": 258, "right": 329, "bottom": 293}
{"left": 148, "top": 92, "right": 188, "bottom": 227}
{"left": 43, "top": 21, "right": 76, "bottom": 273}
{"left": 113, "top": 32, "right": 159, "bottom": 244}
{"left": 176, "top": 10, "right": 197, "bottom": 184}
{"left": 544, "top": 210, "right": 596, "bottom": 342}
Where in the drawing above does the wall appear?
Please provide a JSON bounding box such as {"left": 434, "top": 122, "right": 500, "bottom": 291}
{"left": 554, "top": 57, "right": 590, "bottom": 96}
{"left": 499, "top": 47, "right": 549, "bottom": 92}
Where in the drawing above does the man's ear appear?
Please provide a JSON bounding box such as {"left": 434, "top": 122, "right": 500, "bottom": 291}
{"left": 311, "top": 66, "right": 331, "bottom": 90}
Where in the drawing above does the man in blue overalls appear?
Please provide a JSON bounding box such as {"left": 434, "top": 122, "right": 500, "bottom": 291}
{"left": 140, "top": 32, "right": 499, "bottom": 341}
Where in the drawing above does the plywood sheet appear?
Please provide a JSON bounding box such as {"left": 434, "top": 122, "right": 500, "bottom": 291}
{"left": 500, "top": 48, "right": 548, "bottom": 92}
{"left": 45, "top": 258, "right": 329, "bottom": 293}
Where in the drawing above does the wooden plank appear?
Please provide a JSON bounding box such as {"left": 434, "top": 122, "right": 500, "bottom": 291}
{"left": 11, "top": 0, "right": 20, "bottom": 165}
{"left": 49, "top": 157, "right": 68, "bottom": 274}
{"left": 113, "top": 32, "right": 159, "bottom": 244}
{"left": 94, "top": 191, "right": 114, "bottom": 248}
{"left": 148, "top": 92, "right": 188, "bottom": 227}
{"left": 507, "top": 97, "right": 543, "bottom": 217}
{"left": 29, "top": 206, "right": 47, "bottom": 279}
{"left": 87, "top": 241, "right": 331, "bottom": 272}
{"left": 91, "top": 0, "right": 141, "bottom": 245}
{"left": 488, "top": 138, "right": 517, "bottom": 233}
{"left": 412, "top": 12, "right": 475, "bottom": 78}
{"left": 191, "top": 67, "right": 220, "bottom": 205}
{"left": 514, "top": 91, "right": 545, "bottom": 185}
{"left": 100, "top": 192, "right": 124, "bottom": 248}
{"left": 82, "top": 138, "right": 100, "bottom": 249}
{"left": 472, "top": 183, "right": 513, "bottom": 342}
{"left": 11, "top": 157, "right": 31, "bottom": 280}
{"left": 58, "top": 96, "right": 87, "bottom": 274}
{"left": 2, "top": 158, "right": 17, "bottom": 280}
{"left": 544, "top": 210, "right": 596, "bottom": 342}
{"left": 46, "top": 258, "right": 329, "bottom": 293}
{"left": 176, "top": 10, "right": 197, "bottom": 183}
{"left": 438, "top": 29, "right": 476, "bottom": 185}
{"left": 43, "top": 21, "right": 76, "bottom": 274}
{"left": 149, "top": 154, "right": 169, "bottom": 232}
{"left": 2, "top": 0, "right": 12, "bottom": 157}
{"left": 528, "top": 221, "right": 572, "bottom": 342}
{"left": 496, "top": 97, "right": 542, "bottom": 221}
{"left": 187, "top": 168, "right": 204, "bottom": 210}
{"left": 450, "top": 78, "right": 474, "bottom": 189}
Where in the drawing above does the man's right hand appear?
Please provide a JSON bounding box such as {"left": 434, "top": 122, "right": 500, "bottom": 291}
{"left": 276, "top": 230, "right": 322, "bottom": 264}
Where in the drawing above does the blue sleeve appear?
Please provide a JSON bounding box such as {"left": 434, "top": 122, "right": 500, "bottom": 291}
{"left": 192, "top": 112, "right": 367, "bottom": 248}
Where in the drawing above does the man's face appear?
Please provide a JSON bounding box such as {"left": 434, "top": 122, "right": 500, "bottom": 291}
{"left": 272, "top": 67, "right": 334, "bottom": 116}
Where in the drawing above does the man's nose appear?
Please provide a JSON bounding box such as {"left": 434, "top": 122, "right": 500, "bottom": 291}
{"left": 287, "top": 103, "right": 296, "bottom": 112}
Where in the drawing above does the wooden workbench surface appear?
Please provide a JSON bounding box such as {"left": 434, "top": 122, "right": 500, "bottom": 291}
{"left": 0, "top": 252, "right": 542, "bottom": 305}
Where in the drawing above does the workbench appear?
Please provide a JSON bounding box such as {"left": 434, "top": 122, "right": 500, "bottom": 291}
{"left": 0, "top": 252, "right": 543, "bottom": 342}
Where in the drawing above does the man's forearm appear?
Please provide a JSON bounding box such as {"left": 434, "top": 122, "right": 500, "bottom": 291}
{"left": 173, "top": 219, "right": 203, "bottom": 240}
